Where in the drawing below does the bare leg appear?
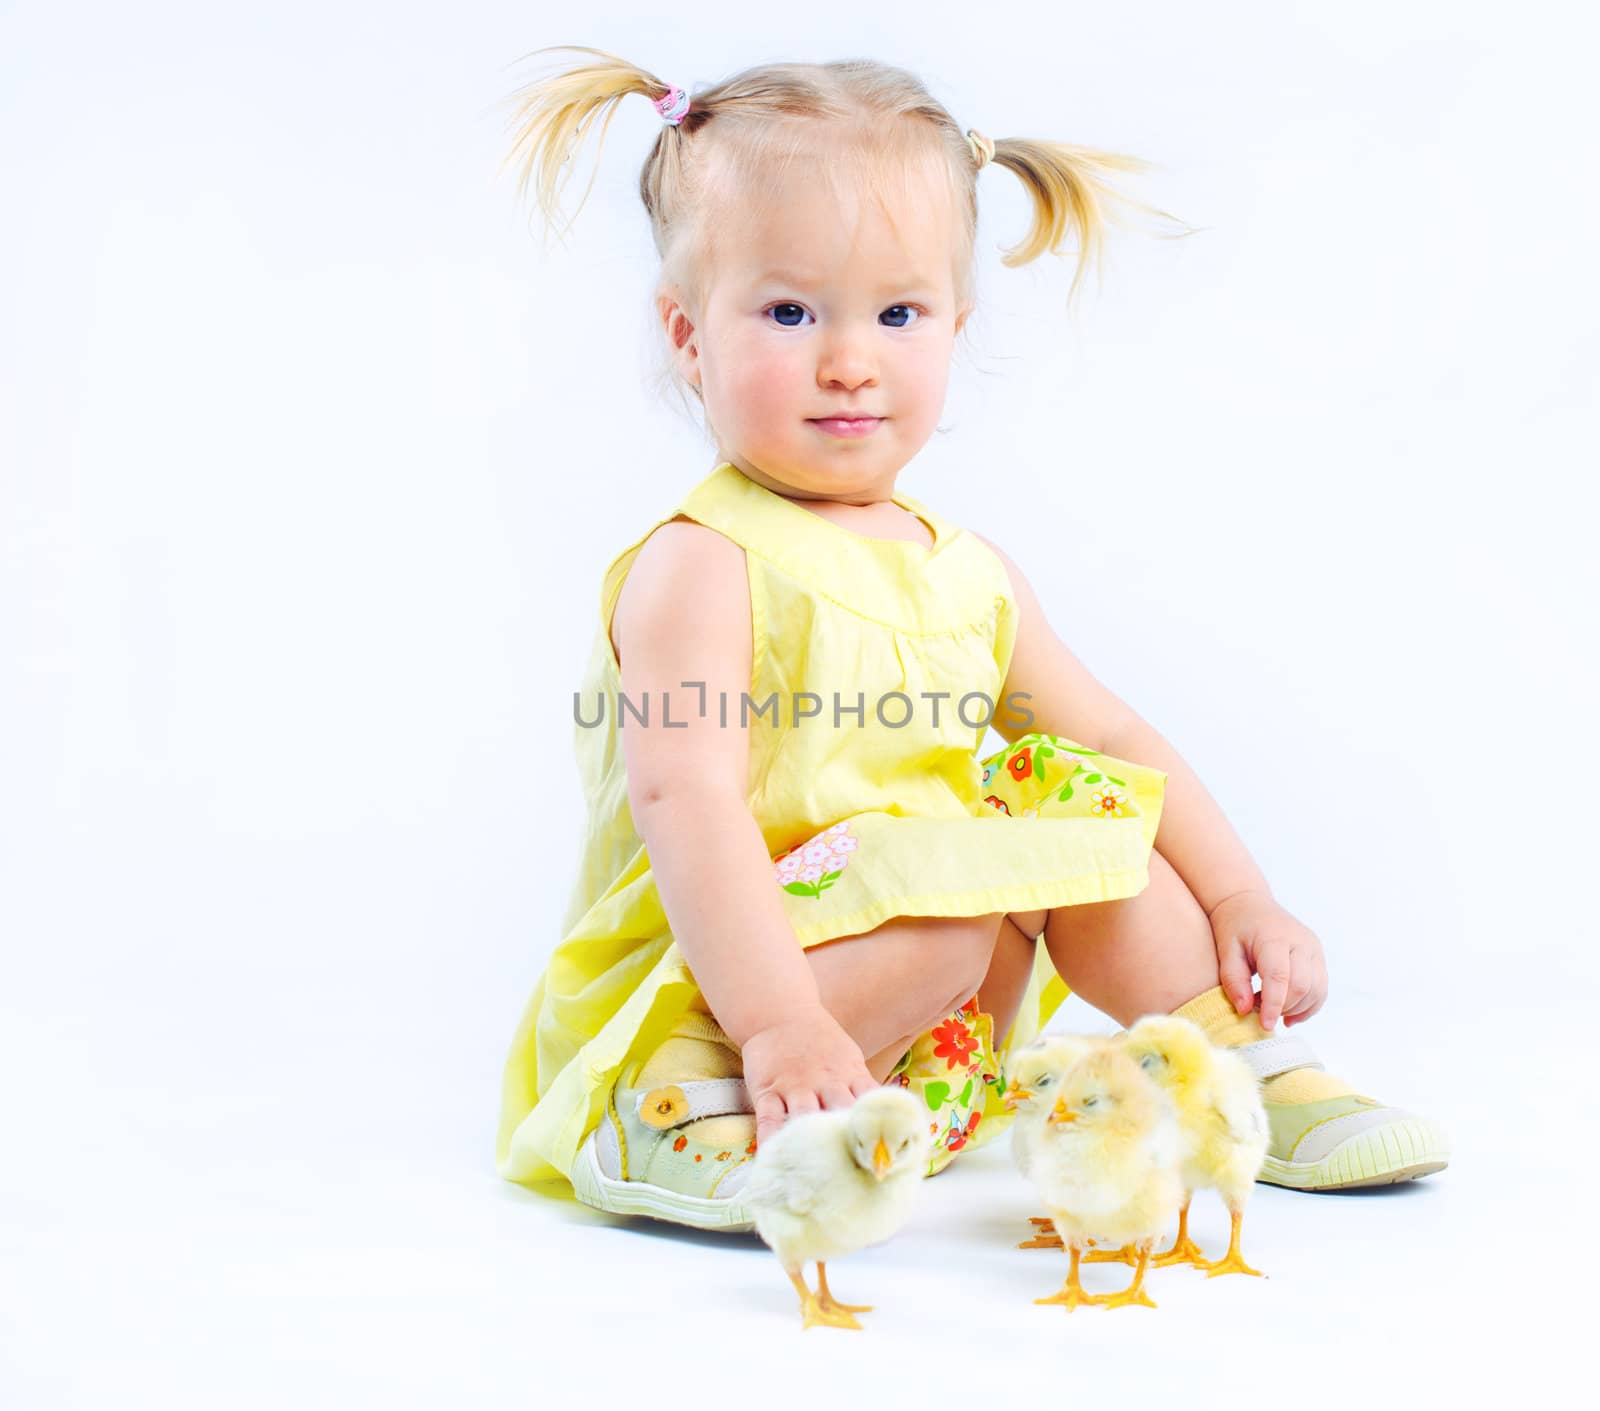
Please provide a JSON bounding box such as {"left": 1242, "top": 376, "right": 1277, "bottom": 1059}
{"left": 966, "top": 838, "right": 1216, "bottom": 1030}
{"left": 1039, "top": 848, "right": 1221, "bottom": 1027}
{"left": 976, "top": 912, "right": 1045, "bottom": 1048}
{"left": 804, "top": 912, "right": 1007, "bottom": 1082}
{"left": 975, "top": 848, "right": 1219, "bottom": 1047}
{"left": 966, "top": 844, "right": 1216, "bottom": 1036}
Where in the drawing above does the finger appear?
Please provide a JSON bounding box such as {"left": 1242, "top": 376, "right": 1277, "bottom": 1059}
{"left": 1257, "top": 951, "right": 1291, "bottom": 1031}
{"left": 1284, "top": 955, "right": 1328, "bottom": 1018}
{"left": 754, "top": 1091, "right": 787, "bottom": 1148}
{"left": 1282, "top": 969, "right": 1313, "bottom": 1022}
{"left": 1215, "top": 935, "right": 1256, "bottom": 1015}
{"left": 1281, "top": 979, "right": 1316, "bottom": 1022}
{"left": 819, "top": 1084, "right": 856, "bottom": 1112}
{"left": 1285, "top": 975, "right": 1328, "bottom": 1026}
{"left": 784, "top": 1089, "right": 820, "bottom": 1120}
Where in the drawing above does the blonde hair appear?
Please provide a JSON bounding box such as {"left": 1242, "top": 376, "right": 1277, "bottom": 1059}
{"left": 494, "top": 45, "right": 1192, "bottom": 431}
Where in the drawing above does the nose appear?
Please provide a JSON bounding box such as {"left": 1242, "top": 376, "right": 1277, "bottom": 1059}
{"left": 816, "top": 323, "right": 879, "bottom": 393}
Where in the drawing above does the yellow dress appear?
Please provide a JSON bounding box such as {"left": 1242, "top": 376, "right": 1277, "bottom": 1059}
{"left": 496, "top": 460, "right": 1167, "bottom": 1189}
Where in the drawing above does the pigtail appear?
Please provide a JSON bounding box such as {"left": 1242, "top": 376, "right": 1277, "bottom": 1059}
{"left": 493, "top": 44, "right": 684, "bottom": 248}
{"left": 982, "top": 139, "right": 1196, "bottom": 306}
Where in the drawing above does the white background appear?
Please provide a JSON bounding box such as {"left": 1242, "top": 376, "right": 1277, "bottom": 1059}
{"left": 3, "top": 1, "right": 1595, "bottom": 1406}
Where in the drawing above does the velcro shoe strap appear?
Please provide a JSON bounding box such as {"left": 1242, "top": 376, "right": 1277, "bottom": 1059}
{"left": 634, "top": 1077, "right": 752, "bottom": 1127}
{"left": 1232, "top": 1032, "right": 1325, "bottom": 1081}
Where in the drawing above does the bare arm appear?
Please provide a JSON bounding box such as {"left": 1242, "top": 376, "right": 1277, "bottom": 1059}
{"left": 612, "top": 520, "right": 878, "bottom": 1139}
{"left": 974, "top": 531, "right": 1269, "bottom": 917}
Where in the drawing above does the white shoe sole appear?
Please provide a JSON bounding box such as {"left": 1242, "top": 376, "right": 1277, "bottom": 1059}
{"left": 1259, "top": 1117, "right": 1450, "bottom": 1191}
{"left": 569, "top": 1128, "right": 757, "bottom": 1232}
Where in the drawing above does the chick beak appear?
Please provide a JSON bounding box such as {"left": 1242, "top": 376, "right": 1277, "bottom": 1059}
{"left": 1001, "top": 1083, "right": 1033, "bottom": 1111}
{"left": 872, "top": 1136, "right": 892, "bottom": 1180}
{"left": 1047, "top": 1097, "right": 1077, "bottom": 1126}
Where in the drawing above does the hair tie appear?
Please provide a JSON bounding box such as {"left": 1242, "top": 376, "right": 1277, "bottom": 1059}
{"left": 654, "top": 85, "right": 690, "bottom": 126}
{"left": 965, "top": 129, "right": 995, "bottom": 169}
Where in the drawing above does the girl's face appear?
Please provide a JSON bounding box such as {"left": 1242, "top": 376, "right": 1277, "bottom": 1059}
{"left": 664, "top": 158, "right": 971, "bottom": 504}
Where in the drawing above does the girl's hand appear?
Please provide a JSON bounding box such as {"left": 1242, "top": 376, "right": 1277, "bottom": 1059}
{"left": 741, "top": 1005, "right": 881, "bottom": 1148}
{"left": 1208, "top": 889, "right": 1329, "bottom": 1032}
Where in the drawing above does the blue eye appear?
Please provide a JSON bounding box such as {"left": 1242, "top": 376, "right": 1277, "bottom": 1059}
{"left": 763, "top": 303, "right": 926, "bottom": 329}
{"left": 767, "top": 303, "right": 812, "bottom": 328}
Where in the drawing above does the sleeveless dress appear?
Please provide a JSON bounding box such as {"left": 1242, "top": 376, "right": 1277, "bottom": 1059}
{"left": 495, "top": 460, "right": 1167, "bottom": 1190}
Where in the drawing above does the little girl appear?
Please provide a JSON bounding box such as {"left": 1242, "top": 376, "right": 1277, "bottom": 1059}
{"left": 492, "top": 46, "right": 1448, "bottom": 1231}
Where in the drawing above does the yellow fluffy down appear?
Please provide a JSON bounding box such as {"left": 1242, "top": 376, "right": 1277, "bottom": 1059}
{"left": 1119, "top": 1014, "right": 1270, "bottom": 1209}
{"left": 1025, "top": 1046, "right": 1184, "bottom": 1252}
{"left": 743, "top": 1087, "right": 936, "bottom": 1273}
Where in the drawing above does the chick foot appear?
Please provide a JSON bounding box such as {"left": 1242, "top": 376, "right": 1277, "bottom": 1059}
{"left": 1019, "top": 1215, "right": 1064, "bottom": 1249}
{"left": 1096, "top": 1248, "right": 1158, "bottom": 1310}
{"left": 815, "top": 1261, "right": 873, "bottom": 1315}
{"left": 1034, "top": 1245, "right": 1102, "bottom": 1312}
{"left": 1151, "top": 1198, "right": 1207, "bottom": 1268}
{"left": 1201, "top": 1210, "right": 1264, "bottom": 1279}
{"left": 1084, "top": 1242, "right": 1140, "bottom": 1265}
{"left": 1154, "top": 1235, "right": 1206, "bottom": 1267}
{"left": 786, "top": 1268, "right": 864, "bottom": 1330}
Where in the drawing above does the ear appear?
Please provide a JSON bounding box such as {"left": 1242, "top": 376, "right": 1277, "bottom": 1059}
{"left": 954, "top": 300, "right": 974, "bottom": 338}
{"left": 657, "top": 286, "right": 701, "bottom": 390}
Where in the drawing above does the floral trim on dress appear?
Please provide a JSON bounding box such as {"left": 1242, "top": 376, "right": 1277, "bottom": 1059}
{"left": 771, "top": 820, "right": 860, "bottom": 898}
{"left": 978, "top": 731, "right": 1137, "bottom": 820}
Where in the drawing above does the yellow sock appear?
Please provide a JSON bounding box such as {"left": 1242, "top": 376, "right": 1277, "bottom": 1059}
{"left": 1170, "top": 985, "right": 1355, "bottom": 1103}
{"left": 633, "top": 1010, "right": 756, "bottom": 1146}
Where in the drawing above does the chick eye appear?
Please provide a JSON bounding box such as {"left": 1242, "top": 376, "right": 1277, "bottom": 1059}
{"left": 1139, "top": 1054, "right": 1160, "bottom": 1071}
{"left": 897, "top": 1137, "right": 911, "bottom": 1152}
{"left": 1082, "top": 1096, "right": 1099, "bottom": 1109}
{"left": 1036, "top": 1075, "right": 1053, "bottom": 1087}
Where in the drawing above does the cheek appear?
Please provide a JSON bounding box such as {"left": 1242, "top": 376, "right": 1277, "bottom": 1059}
{"left": 882, "top": 339, "right": 954, "bottom": 430}
{"left": 718, "top": 331, "right": 805, "bottom": 421}
{"left": 906, "top": 334, "right": 956, "bottom": 396}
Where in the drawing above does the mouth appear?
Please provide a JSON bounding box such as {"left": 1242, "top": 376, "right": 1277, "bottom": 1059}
{"left": 808, "top": 416, "right": 884, "bottom": 438}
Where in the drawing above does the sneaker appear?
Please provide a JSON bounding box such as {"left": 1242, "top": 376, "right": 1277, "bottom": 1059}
{"left": 1232, "top": 1031, "right": 1450, "bottom": 1190}
{"left": 569, "top": 1065, "right": 759, "bottom": 1232}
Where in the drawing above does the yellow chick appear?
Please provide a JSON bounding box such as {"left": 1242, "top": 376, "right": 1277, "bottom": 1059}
{"left": 743, "top": 1086, "right": 935, "bottom": 1331}
{"left": 1003, "top": 1034, "right": 1103, "bottom": 1249}
{"left": 1119, "top": 1013, "right": 1270, "bottom": 1278}
{"left": 1026, "top": 1045, "right": 1184, "bottom": 1311}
